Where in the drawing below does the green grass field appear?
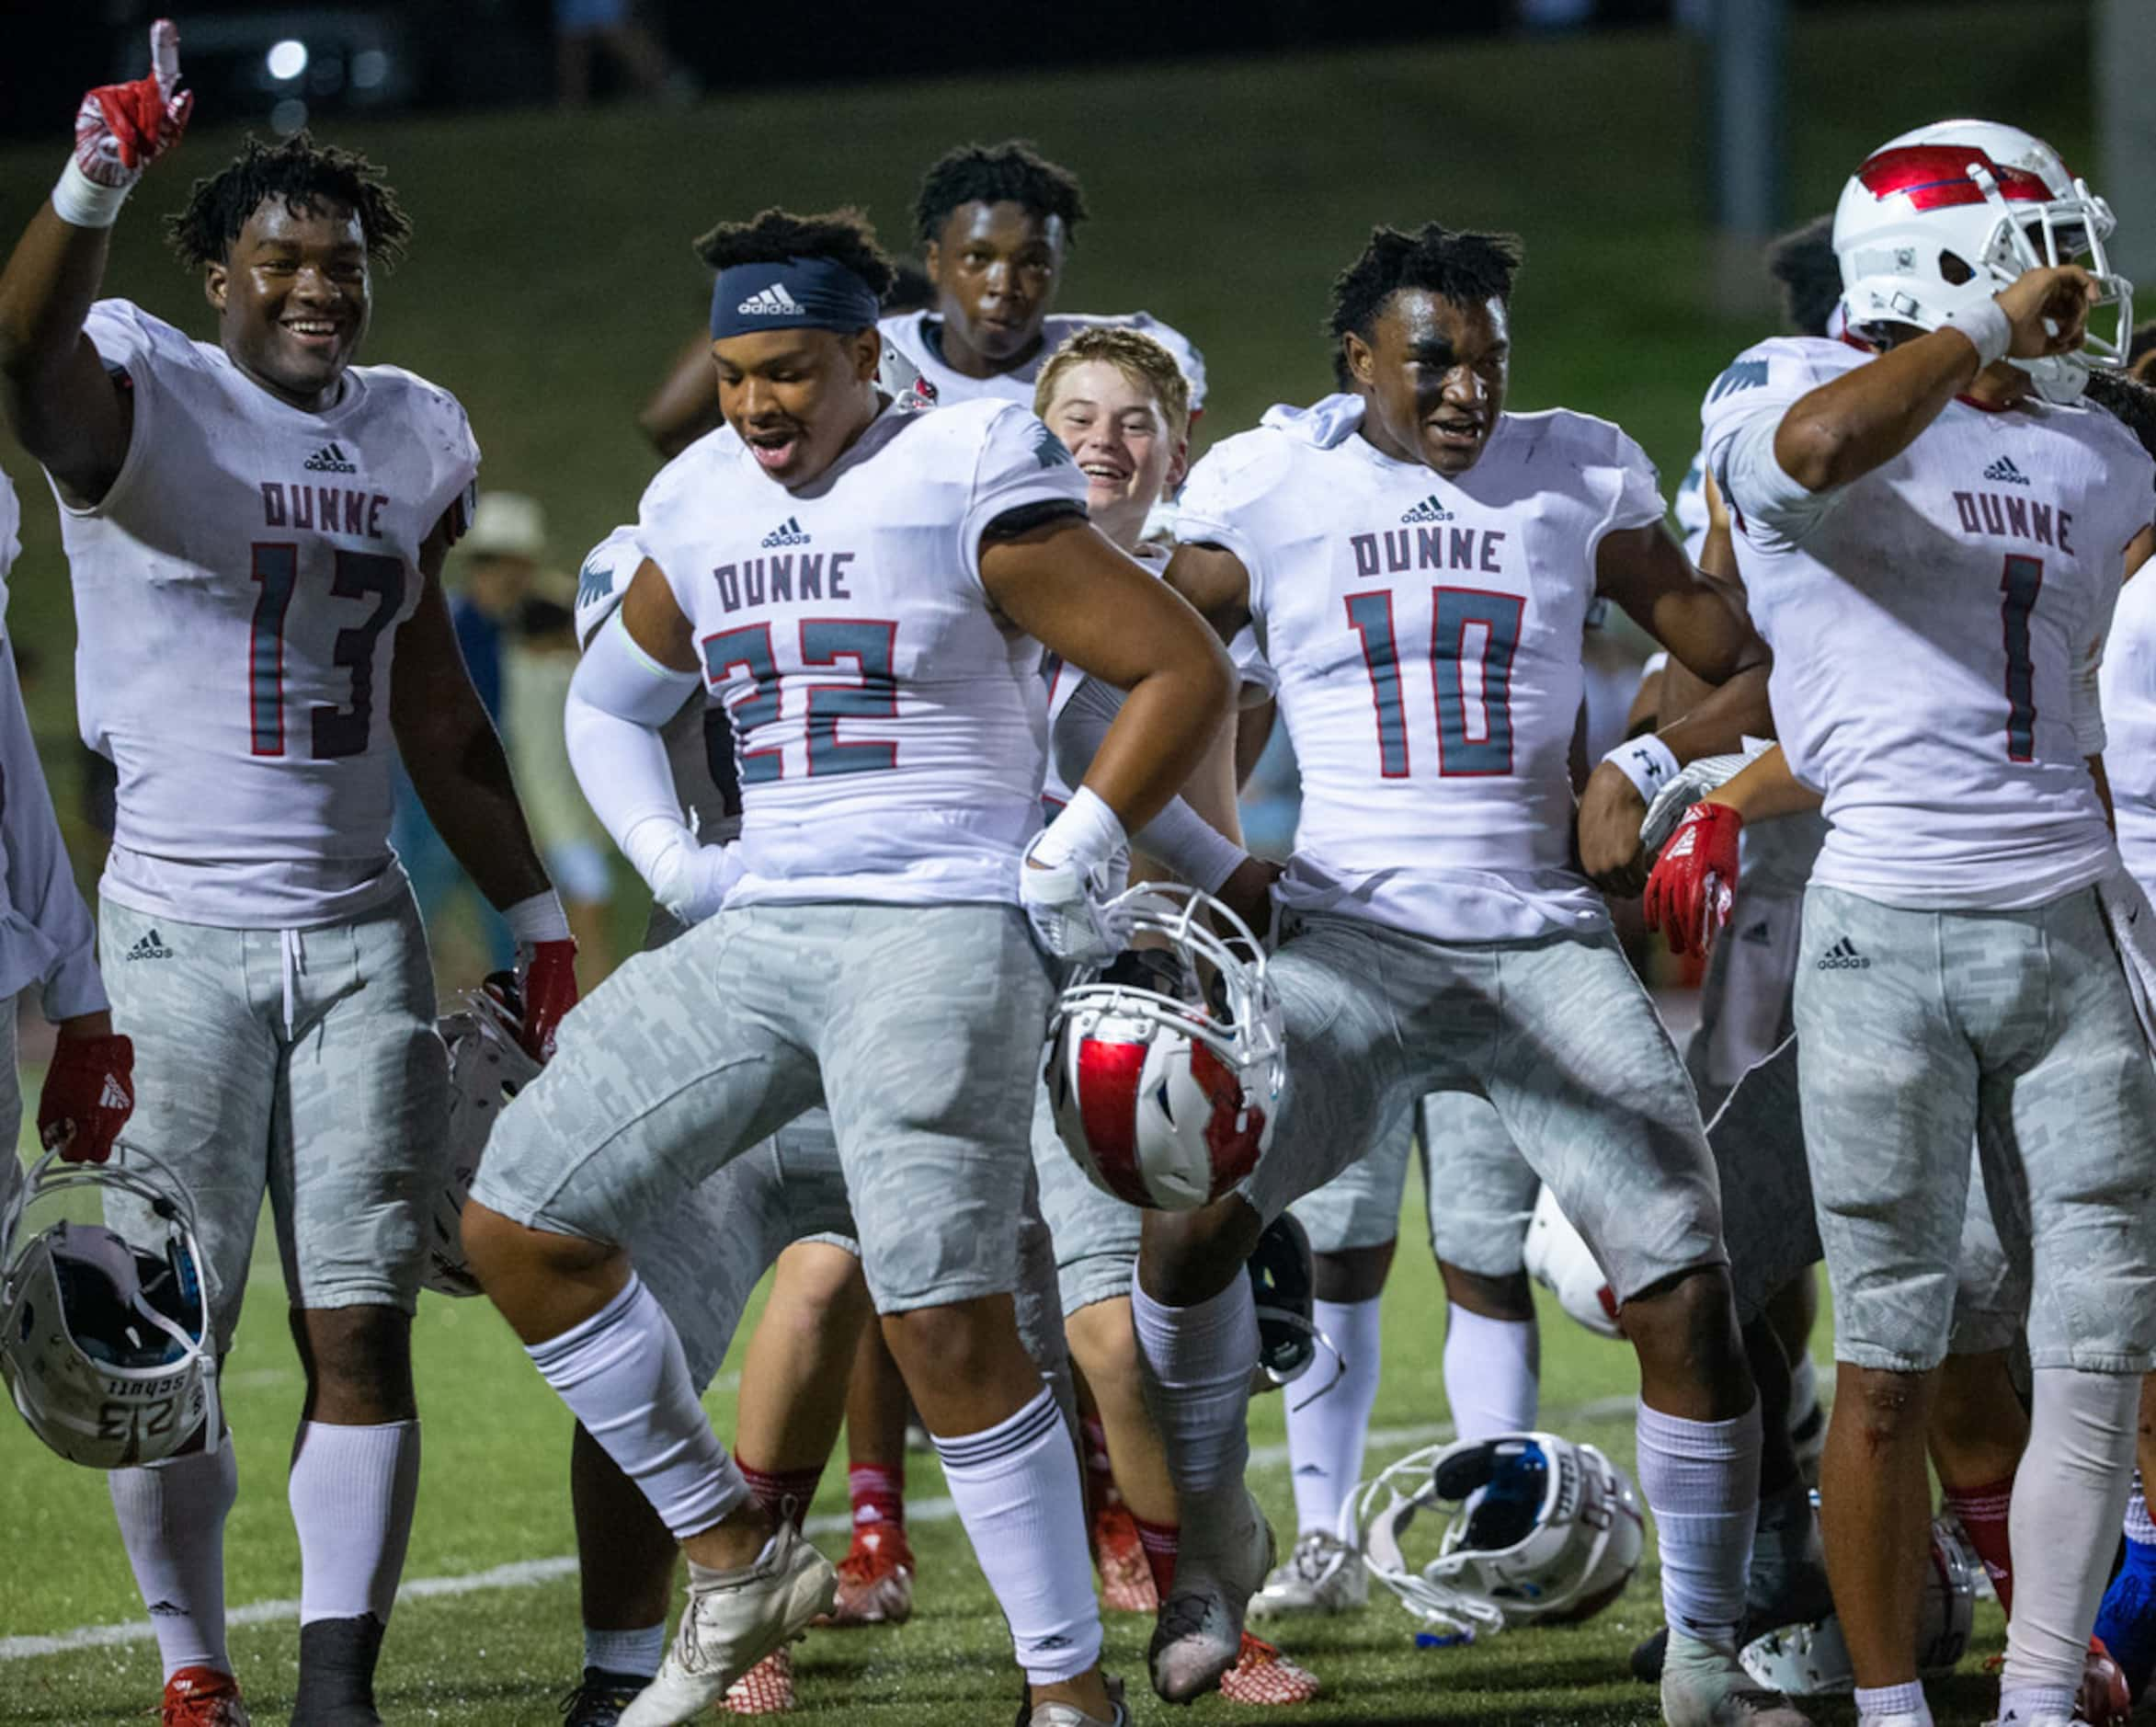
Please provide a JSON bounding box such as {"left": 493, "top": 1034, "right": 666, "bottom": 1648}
{"left": 0, "top": 6, "right": 2074, "bottom": 1718}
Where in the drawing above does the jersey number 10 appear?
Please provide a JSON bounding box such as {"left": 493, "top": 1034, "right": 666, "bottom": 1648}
{"left": 1346, "top": 587, "right": 1525, "bottom": 777}
{"left": 249, "top": 544, "right": 407, "bottom": 760}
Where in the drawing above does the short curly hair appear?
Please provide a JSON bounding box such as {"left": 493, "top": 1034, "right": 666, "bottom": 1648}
{"left": 693, "top": 206, "right": 895, "bottom": 303}
{"left": 165, "top": 132, "right": 411, "bottom": 269}
{"left": 1327, "top": 223, "right": 1523, "bottom": 354}
{"left": 1033, "top": 326, "right": 1191, "bottom": 439}
{"left": 914, "top": 140, "right": 1088, "bottom": 248}
{"left": 1765, "top": 214, "right": 1842, "bottom": 339}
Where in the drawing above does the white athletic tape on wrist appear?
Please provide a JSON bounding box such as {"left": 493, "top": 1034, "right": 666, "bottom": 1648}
{"left": 1031, "top": 784, "right": 1127, "bottom": 873}
{"left": 1945, "top": 297, "right": 2013, "bottom": 370}
{"left": 1601, "top": 734, "right": 1682, "bottom": 806}
{"left": 51, "top": 159, "right": 129, "bottom": 229}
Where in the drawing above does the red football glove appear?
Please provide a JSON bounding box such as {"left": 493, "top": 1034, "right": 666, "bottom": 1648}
{"left": 1642, "top": 801, "right": 1743, "bottom": 960}
{"left": 39, "top": 1028, "right": 135, "bottom": 1164}
{"left": 75, "top": 20, "right": 192, "bottom": 188}
{"left": 516, "top": 939, "right": 578, "bottom": 1064}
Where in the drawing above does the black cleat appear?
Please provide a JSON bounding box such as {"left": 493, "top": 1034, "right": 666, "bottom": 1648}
{"left": 558, "top": 1666, "right": 648, "bottom": 1727}
{"left": 291, "top": 1614, "right": 385, "bottom": 1726}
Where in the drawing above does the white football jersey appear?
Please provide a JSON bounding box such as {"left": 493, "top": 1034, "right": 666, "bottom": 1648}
{"left": 1177, "top": 393, "right": 1666, "bottom": 942}
{"left": 2104, "top": 565, "right": 2156, "bottom": 892}
{"left": 55, "top": 301, "right": 478, "bottom": 928}
{"left": 636, "top": 395, "right": 1087, "bottom": 905}
{"left": 1705, "top": 336, "right": 2153, "bottom": 911}
{"left": 877, "top": 309, "right": 1207, "bottom": 412}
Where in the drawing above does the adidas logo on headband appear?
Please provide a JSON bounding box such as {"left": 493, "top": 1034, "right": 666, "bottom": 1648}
{"left": 737, "top": 284, "right": 804, "bottom": 316}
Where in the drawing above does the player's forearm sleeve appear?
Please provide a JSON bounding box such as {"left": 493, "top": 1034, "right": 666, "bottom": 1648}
{"left": 0, "top": 637, "right": 106, "bottom": 1021}
{"left": 1717, "top": 411, "right": 1848, "bottom": 544}
{"left": 1052, "top": 675, "right": 1249, "bottom": 893}
{"left": 565, "top": 612, "right": 703, "bottom": 888}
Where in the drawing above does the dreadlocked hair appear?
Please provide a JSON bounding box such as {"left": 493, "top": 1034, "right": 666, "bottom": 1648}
{"left": 165, "top": 132, "right": 411, "bottom": 269}
{"left": 693, "top": 206, "right": 895, "bottom": 301}
{"left": 1765, "top": 214, "right": 1842, "bottom": 339}
{"left": 1327, "top": 223, "right": 1524, "bottom": 351}
{"left": 914, "top": 140, "right": 1088, "bottom": 247}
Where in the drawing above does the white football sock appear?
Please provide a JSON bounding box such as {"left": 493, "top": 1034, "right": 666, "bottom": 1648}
{"left": 1442, "top": 1304, "right": 1539, "bottom": 1443}
{"left": 931, "top": 1388, "right": 1102, "bottom": 1684}
{"left": 2002, "top": 1367, "right": 2139, "bottom": 1703}
{"left": 109, "top": 1443, "right": 239, "bottom": 1680}
{"left": 1852, "top": 1679, "right": 1931, "bottom": 1724}
{"left": 1131, "top": 1273, "right": 1258, "bottom": 1536}
{"left": 584, "top": 1622, "right": 667, "bottom": 1679}
{"left": 528, "top": 1275, "right": 747, "bottom": 1539}
{"left": 289, "top": 1418, "right": 421, "bottom": 1625}
{"left": 2126, "top": 1473, "right": 2156, "bottom": 1546}
{"left": 1286, "top": 1295, "right": 1384, "bottom": 1535}
{"left": 1636, "top": 1400, "right": 1760, "bottom": 1648}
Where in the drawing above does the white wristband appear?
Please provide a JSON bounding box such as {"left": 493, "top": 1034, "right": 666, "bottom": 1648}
{"left": 1945, "top": 296, "right": 2013, "bottom": 370}
{"left": 1134, "top": 795, "right": 1252, "bottom": 896}
{"left": 1602, "top": 734, "right": 1682, "bottom": 805}
{"left": 504, "top": 889, "right": 571, "bottom": 945}
{"left": 51, "top": 158, "right": 130, "bottom": 230}
{"left": 1032, "top": 784, "right": 1128, "bottom": 872}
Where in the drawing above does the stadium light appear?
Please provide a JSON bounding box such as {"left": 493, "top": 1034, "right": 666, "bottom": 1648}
{"left": 266, "top": 39, "right": 309, "bottom": 82}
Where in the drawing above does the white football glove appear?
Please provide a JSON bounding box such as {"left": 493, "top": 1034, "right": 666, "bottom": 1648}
{"left": 1019, "top": 847, "right": 1130, "bottom": 965}
{"left": 1637, "top": 737, "right": 1776, "bottom": 860}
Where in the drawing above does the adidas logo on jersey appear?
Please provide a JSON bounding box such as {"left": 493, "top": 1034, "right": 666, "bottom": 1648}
{"left": 303, "top": 441, "right": 357, "bottom": 474}
{"left": 1982, "top": 455, "right": 2031, "bottom": 486}
{"left": 760, "top": 516, "right": 811, "bottom": 547}
{"left": 1401, "top": 494, "right": 1454, "bottom": 523}
{"left": 1816, "top": 936, "right": 1871, "bottom": 970}
{"left": 736, "top": 284, "right": 803, "bottom": 316}
{"left": 125, "top": 929, "right": 174, "bottom": 962}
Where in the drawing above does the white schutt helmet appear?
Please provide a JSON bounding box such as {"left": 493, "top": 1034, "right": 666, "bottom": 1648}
{"left": 1046, "top": 885, "right": 1284, "bottom": 1211}
{"left": 1835, "top": 120, "right": 2131, "bottom": 404}
{"left": 1741, "top": 1515, "right": 1977, "bottom": 1694}
{"left": 1523, "top": 1186, "right": 1623, "bottom": 1340}
{"left": 1349, "top": 1432, "right": 1645, "bottom": 1640}
{"left": 0, "top": 1149, "right": 220, "bottom": 1469}
{"left": 424, "top": 992, "right": 542, "bottom": 1298}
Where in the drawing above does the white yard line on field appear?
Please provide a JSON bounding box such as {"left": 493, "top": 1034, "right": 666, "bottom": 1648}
{"left": 0, "top": 1394, "right": 1640, "bottom": 1662}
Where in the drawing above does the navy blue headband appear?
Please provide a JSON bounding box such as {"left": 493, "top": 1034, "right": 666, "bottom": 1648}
{"left": 711, "top": 256, "right": 882, "bottom": 339}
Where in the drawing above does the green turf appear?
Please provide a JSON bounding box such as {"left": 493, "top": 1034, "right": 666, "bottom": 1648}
{"left": 0, "top": 6, "right": 2065, "bottom": 1716}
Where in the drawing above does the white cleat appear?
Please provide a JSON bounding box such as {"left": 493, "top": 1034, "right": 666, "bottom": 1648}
{"left": 619, "top": 1522, "right": 837, "bottom": 1727}
{"left": 1662, "top": 1631, "right": 1812, "bottom": 1726}
{"left": 1249, "top": 1527, "right": 1367, "bottom": 1618}
{"left": 1021, "top": 1675, "right": 1128, "bottom": 1726}
{"left": 1147, "top": 1491, "right": 1276, "bottom": 1704}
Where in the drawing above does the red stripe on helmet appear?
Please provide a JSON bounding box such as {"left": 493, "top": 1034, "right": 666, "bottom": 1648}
{"left": 1075, "top": 1037, "right": 1156, "bottom": 1208}
{"left": 1857, "top": 144, "right": 2053, "bottom": 212}
{"left": 1192, "top": 1042, "right": 1266, "bottom": 1195}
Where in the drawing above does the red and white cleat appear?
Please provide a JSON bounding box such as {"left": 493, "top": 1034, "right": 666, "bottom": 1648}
{"left": 163, "top": 1667, "right": 250, "bottom": 1727}
{"left": 1092, "top": 1503, "right": 1158, "bottom": 1615}
{"left": 1216, "top": 1633, "right": 1321, "bottom": 1708}
{"left": 722, "top": 1645, "right": 795, "bottom": 1716}
{"left": 825, "top": 1522, "right": 915, "bottom": 1627}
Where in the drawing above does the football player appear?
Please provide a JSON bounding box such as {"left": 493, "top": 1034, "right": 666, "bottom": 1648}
{"left": 1689, "top": 120, "right": 2156, "bottom": 1727}
{"left": 0, "top": 30, "right": 579, "bottom": 1726}
{"left": 0, "top": 466, "right": 135, "bottom": 1189}
{"left": 1138, "top": 220, "right": 1803, "bottom": 1727}
{"left": 460, "top": 207, "right": 1233, "bottom": 1727}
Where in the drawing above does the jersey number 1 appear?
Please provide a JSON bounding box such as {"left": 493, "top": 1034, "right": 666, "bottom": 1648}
{"left": 1346, "top": 587, "right": 1524, "bottom": 777}
{"left": 249, "top": 544, "right": 407, "bottom": 760}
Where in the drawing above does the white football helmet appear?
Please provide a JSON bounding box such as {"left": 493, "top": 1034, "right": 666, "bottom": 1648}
{"left": 1523, "top": 1186, "right": 1623, "bottom": 1340}
{"left": 1741, "top": 1515, "right": 1977, "bottom": 1694}
{"left": 1834, "top": 119, "right": 2131, "bottom": 403}
{"left": 1348, "top": 1432, "right": 1645, "bottom": 1640}
{"left": 1045, "top": 884, "right": 1284, "bottom": 1211}
{"left": 0, "top": 1149, "right": 220, "bottom": 1469}
{"left": 424, "top": 991, "right": 541, "bottom": 1298}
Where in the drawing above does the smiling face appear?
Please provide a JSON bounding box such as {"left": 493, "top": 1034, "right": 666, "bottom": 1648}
{"left": 1038, "top": 358, "right": 1186, "bottom": 550}
{"left": 207, "top": 195, "right": 371, "bottom": 411}
{"left": 712, "top": 325, "right": 883, "bottom": 488}
{"left": 1348, "top": 288, "right": 1510, "bottom": 477}
{"left": 924, "top": 200, "right": 1066, "bottom": 376}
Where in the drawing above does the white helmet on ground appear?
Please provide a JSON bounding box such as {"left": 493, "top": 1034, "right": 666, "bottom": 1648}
{"left": 1834, "top": 119, "right": 2131, "bottom": 404}
{"left": 1045, "top": 885, "right": 1284, "bottom": 1211}
{"left": 0, "top": 1149, "right": 220, "bottom": 1469}
{"left": 1740, "top": 1515, "right": 1977, "bottom": 1694}
{"left": 1523, "top": 1186, "right": 1623, "bottom": 1339}
{"left": 1348, "top": 1432, "right": 1646, "bottom": 1641}
{"left": 424, "top": 991, "right": 542, "bottom": 1298}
